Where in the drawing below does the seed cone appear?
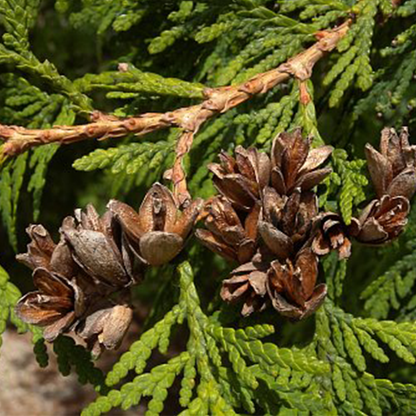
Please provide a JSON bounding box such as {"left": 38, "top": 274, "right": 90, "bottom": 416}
{"left": 195, "top": 196, "right": 260, "bottom": 264}
{"left": 355, "top": 128, "right": 416, "bottom": 246}
{"left": 271, "top": 128, "right": 333, "bottom": 196}
{"left": 200, "top": 127, "right": 416, "bottom": 319}
{"left": 312, "top": 212, "right": 360, "bottom": 259}
{"left": 208, "top": 146, "right": 270, "bottom": 211}
{"left": 108, "top": 183, "right": 203, "bottom": 266}
{"left": 76, "top": 302, "right": 133, "bottom": 357}
{"left": 365, "top": 127, "right": 416, "bottom": 200}
{"left": 220, "top": 252, "right": 269, "bottom": 316}
{"left": 16, "top": 182, "right": 203, "bottom": 353}
{"left": 267, "top": 248, "right": 327, "bottom": 320}
{"left": 356, "top": 195, "right": 409, "bottom": 244}
{"left": 61, "top": 204, "right": 142, "bottom": 288}
{"left": 15, "top": 186, "right": 201, "bottom": 353}
{"left": 15, "top": 225, "right": 86, "bottom": 342}
{"left": 260, "top": 187, "right": 318, "bottom": 258}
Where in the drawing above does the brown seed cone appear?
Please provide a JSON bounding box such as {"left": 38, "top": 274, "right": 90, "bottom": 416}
{"left": 220, "top": 252, "right": 269, "bottom": 316}
{"left": 312, "top": 212, "right": 360, "bottom": 260}
{"left": 61, "top": 204, "right": 142, "bottom": 288}
{"left": 271, "top": 128, "right": 333, "bottom": 196}
{"left": 365, "top": 127, "right": 416, "bottom": 200}
{"left": 267, "top": 248, "right": 327, "bottom": 320}
{"left": 16, "top": 224, "right": 77, "bottom": 276}
{"left": 355, "top": 195, "right": 409, "bottom": 245}
{"left": 15, "top": 267, "right": 85, "bottom": 342}
{"left": 195, "top": 196, "right": 260, "bottom": 264}
{"left": 208, "top": 145, "right": 270, "bottom": 211}
{"left": 76, "top": 301, "right": 133, "bottom": 358}
{"left": 108, "top": 183, "right": 203, "bottom": 266}
{"left": 258, "top": 187, "right": 318, "bottom": 261}
{"left": 15, "top": 225, "right": 85, "bottom": 342}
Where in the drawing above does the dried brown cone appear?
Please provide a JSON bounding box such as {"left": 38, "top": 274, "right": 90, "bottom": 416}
{"left": 61, "top": 204, "right": 142, "bottom": 289}
{"left": 108, "top": 183, "right": 203, "bottom": 266}
{"left": 312, "top": 212, "right": 360, "bottom": 260}
{"left": 258, "top": 187, "right": 318, "bottom": 261}
{"left": 220, "top": 253, "right": 269, "bottom": 316}
{"left": 15, "top": 225, "right": 85, "bottom": 341}
{"left": 76, "top": 301, "right": 133, "bottom": 357}
{"left": 271, "top": 128, "right": 333, "bottom": 196}
{"left": 365, "top": 127, "right": 416, "bottom": 200}
{"left": 195, "top": 196, "right": 260, "bottom": 264}
{"left": 267, "top": 248, "right": 327, "bottom": 320}
{"left": 208, "top": 145, "right": 270, "bottom": 211}
{"left": 355, "top": 195, "right": 409, "bottom": 245}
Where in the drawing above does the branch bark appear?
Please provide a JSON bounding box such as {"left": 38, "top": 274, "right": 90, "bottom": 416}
{"left": 0, "top": 20, "right": 351, "bottom": 158}
{"left": 164, "top": 131, "right": 195, "bottom": 206}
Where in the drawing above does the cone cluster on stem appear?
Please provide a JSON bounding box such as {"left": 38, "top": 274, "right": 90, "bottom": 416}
{"left": 15, "top": 127, "right": 416, "bottom": 353}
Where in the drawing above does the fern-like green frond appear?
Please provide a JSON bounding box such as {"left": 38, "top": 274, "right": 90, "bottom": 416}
{"left": 361, "top": 237, "right": 416, "bottom": 319}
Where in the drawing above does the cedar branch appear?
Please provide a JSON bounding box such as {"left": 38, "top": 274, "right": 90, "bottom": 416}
{"left": 0, "top": 20, "right": 351, "bottom": 158}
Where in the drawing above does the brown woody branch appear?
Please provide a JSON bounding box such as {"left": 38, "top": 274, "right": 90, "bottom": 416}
{"left": 164, "top": 131, "right": 195, "bottom": 206}
{"left": 0, "top": 20, "right": 351, "bottom": 159}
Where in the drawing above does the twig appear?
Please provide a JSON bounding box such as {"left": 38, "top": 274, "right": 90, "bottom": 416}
{"left": 0, "top": 21, "right": 351, "bottom": 158}
{"left": 164, "top": 131, "right": 195, "bottom": 206}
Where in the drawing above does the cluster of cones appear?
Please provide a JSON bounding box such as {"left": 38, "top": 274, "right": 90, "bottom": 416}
{"left": 15, "top": 128, "right": 416, "bottom": 353}
{"left": 15, "top": 185, "right": 202, "bottom": 355}
{"left": 196, "top": 128, "right": 416, "bottom": 318}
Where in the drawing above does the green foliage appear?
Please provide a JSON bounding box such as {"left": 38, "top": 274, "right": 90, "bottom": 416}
{"left": 0, "top": 154, "right": 28, "bottom": 250}
{"left": 349, "top": 1, "right": 416, "bottom": 127}
{"left": 53, "top": 335, "right": 106, "bottom": 389}
{"left": 361, "top": 238, "right": 416, "bottom": 319}
{"left": 66, "top": 0, "right": 146, "bottom": 34}
{"left": 314, "top": 301, "right": 416, "bottom": 414}
{"left": 0, "top": 1, "right": 91, "bottom": 113}
{"left": 0, "top": 0, "right": 79, "bottom": 247}
{"left": 0, "top": 76, "right": 75, "bottom": 247}
{"left": 297, "top": 80, "right": 323, "bottom": 144}
{"left": 324, "top": 300, "right": 416, "bottom": 368}
{"left": 33, "top": 337, "right": 49, "bottom": 368}
{"left": 326, "top": 0, "right": 380, "bottom": 107}
{"left": 73, "top": 141, "right": 175, "bottom": 175}
{"left": 234, "top": 82, "right": 300, "bottom": 147}
{"left": 359, "top": 205, "right": 416, "bottom": 319}
{"left": 321, "top": 149, "right": 368, "bottom": 224}
{"left": 74, "top": 65, "right": 206, "bottom": 100}
{"left": 323, "top": 252, "right": 348, "bottom": 300}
